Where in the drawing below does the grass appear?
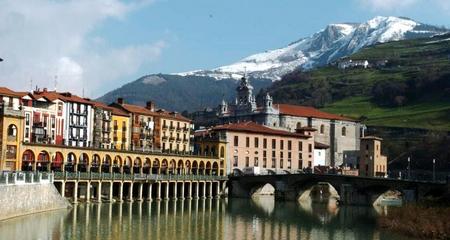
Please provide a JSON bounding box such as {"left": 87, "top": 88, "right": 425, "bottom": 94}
{"left": 322, "top": 96, "right": 450, "bottom": 131}
{"left": 378, "top": 205, "right": 450, "bottom": 239}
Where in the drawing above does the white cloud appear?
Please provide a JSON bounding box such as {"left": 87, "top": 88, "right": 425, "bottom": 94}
{"left": 0, "top": 0, "right": 165, "bottom": 97}
{"left": 359, "top": 0, "right": 450, "bottom": 14}
{"left": 359, "top": 0, "right": 418, "bottom": 11}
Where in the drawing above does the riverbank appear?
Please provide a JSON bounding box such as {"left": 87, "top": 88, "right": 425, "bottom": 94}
{"left": 378, "top": 204, "right": 450, "bottom": 239}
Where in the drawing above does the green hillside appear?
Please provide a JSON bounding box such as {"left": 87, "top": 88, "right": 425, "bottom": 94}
{"left": 267, "top": 33, "right": 450, "bottom": 131}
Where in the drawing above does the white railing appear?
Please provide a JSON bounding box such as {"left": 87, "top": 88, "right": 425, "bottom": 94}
{"left": 0, "top": 172, "right": 53, "bottom": 185}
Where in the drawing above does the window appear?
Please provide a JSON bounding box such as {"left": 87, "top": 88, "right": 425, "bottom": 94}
{"left": 366, "top": 144, "right": 369, "bottom": 150}
{"left": 280, "top": 159, "right": 283, "bottom": 168}
{"left": 298, "top": 142, "right": 303, "bottom": 151}
{"left": 220, "top": 146, "right": 225, "bottom": 158}
{"left": 287, "top": 159, "right": 291, "bottom": 169}
{"left": 308, "top": 144, "right": 312, "bottom": 153}
{"left": 246, "top": 137, "right": 250, "bottom": 147}
{"left": 342, "top": 126, "right": 347, "bottom": 136}
{"left": 288, "top": 140, "right": 292, "bottom": 150}
{"left": 254, "top": 137, "right": 259, "bottom": 148}
{"left": 233, "top": 156, "right": 238, "bottom": 167}
{"left": 234, "top": 136, "right": 239, "bottom": 147}
{"left": 299, "top": 152, "right": 303, "bottom": 160}
{"left": 245, "top": 157, "right": 249, "bottom": 167}
{"left": 320, "top": 125, "right": 325, "bottom": 134}
{"left": 25, "top": 128, "right": 29, "bottom": 138}
{"left": 272, "top": 139, "right": 276, "bottom": 149}
{"left": 296, "top": 122, "right": 301, "bottom": 129}
{"left": 254, "top": 157, "right": 258, "bottom": 167}
{"left": 263, "top": 138, "right": 267, "bottom": 148}
{"left": 280, "top": 140, "right": 284, "bottom": 150}
{"left": 7, "top": 125, "right": 17, "bottom": 138}
{"left": 271, "top": 151, "right": 276, "bottom": 168}
{"left": 25, "top": 114, "right": 30, "bottom": 125}
{"left": 299, "top": 160, "right": 303, "bottom": 169}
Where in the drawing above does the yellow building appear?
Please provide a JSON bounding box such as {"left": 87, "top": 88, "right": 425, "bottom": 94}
{"left": 0, "top": 87, "right": 25, "bottom": 171}
{"left": 193, "top": 130, "right": 227, "bottom": 176}
{"left": 359, "top": 136, "right": 388, "bottom": 177}
{"left": 110, "top": 107, "right": 131, "bottom": 151}
{"left": 155, "top": 110, "right": 193, "bottom": 153}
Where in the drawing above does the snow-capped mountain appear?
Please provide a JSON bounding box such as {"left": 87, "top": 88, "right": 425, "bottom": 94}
{"left": 177, "top": 16, "right": 448, "bottom": 80}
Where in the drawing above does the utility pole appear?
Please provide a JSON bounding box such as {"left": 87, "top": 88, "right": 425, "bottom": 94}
{"left": 433, "top": 158, "right": 436, "bottom": 182}
{"left": 407, "top": 157, "right": 411, "bottom": 180}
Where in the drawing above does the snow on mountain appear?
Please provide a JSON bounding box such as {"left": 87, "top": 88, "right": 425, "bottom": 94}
{"left": 177, "top": 16, "right": 448, "bottom": 81}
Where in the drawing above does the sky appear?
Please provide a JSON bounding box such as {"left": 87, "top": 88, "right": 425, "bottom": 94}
{"left": 0, "top": 0, "right": 449, "bottom": 98}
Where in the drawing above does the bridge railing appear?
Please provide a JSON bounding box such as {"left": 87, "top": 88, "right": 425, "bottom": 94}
{"left": 53, "top": 172, "right": 227, "bottom": 182}
{"left": 0, "top": 172, "right": 54, "bottom": 185}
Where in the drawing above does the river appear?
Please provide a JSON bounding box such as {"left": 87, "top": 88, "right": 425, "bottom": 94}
{"left": 0, "top": 197, "right": 409, "bottom": 240}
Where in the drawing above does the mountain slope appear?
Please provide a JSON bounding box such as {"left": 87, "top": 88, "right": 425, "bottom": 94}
{"left": 98, "top": 16, "right": 448, "bottom": 112}
{"left": 178, "top": 16, "right": 448, "bottom": 80}
{"left": 97, "top": 74, "right": 272, "bottom": 112}
{"left": 265, "top": 33, "right": 450, "bottom": 130}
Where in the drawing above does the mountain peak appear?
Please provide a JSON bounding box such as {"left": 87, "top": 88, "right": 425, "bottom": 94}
{"left": 176, "top": 16, "right": 447, "bottom": 81}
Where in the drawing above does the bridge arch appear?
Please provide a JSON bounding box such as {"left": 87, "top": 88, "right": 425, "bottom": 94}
{"left": 102, "top": 154, "right": 112, "bottom": 173}
{"left": 192, "top": 161, "right": 198, "bottom": 175}
{"left": 169, "top": 159, "right": 176, "bottom": 175}
{"left": 91, "top": 154, "right": 101, "bottom": 172}
{"left": 133, "top": 157, "right": 142, "bottom": 174}
{"left": 37, "top": 150, "right": 50, "bottom": 171}
{"left": 293, "top": 180, "right": 340, "bottom": 203}
{"left": 161, "top": 159, "right": 168, "bottom": 175}
{"left": 123, "top": 156, "right": 132, "bottom": 174}
{"left": 113, "top": 156, "right": 122, "bottom": 173}
{"left": 143, "top": 157, "right": 151, "bottom": 174}
{"left": 66, "top": 152, "right": 77, "bottom": 172}
{"left": 205, "top": 161, "right": 212, "bottom": 175}
{"left": 21, "top": 149, "right": 35, "bottom": 171}
{"left": 51, "top": 151, "right": 64, "bottom": 172}
{"left": 78, "top": 153, "right": 89, "bottom": 172}
{"left": 199, "top": 161, "right": 205, "bottom": 175}
{"left": 185, "top": 160, "right": 191, "bottom": 175}
{"left": 152, "top": 159, "right": 160, "bottom": 174}
{"left": 177, "top": 160, "right": 184, "bottom": 175}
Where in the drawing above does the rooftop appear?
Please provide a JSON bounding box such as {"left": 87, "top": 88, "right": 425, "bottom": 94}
{"left": 275, "top": 104, "right": 355, "bottom": 122}
{"left": 212, "top": 121, "right": 311, "bottom": 138}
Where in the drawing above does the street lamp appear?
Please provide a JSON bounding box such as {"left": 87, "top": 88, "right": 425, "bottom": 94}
{"left": 433, "top": 158, "right": 436, "bottom": 182}
{"left": 407, "top": 157, "right": 411, "bottom": 180}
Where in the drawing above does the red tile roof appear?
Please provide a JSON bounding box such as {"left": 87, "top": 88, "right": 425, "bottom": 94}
{"left": 275, "top": 104, "right": 355, "bottom": 121}
{"left": 314, "top": 142, "right": 329, "bottom": 149}
{"left": 156, "top": 109, "right": 191, "bottom": 122}
{"left": 109, "top": 106, "right": 130, "bottom": 117}
{"left": 119, "top": 103, "right": 159, "bottom": 117}
{"left": 212, "top": 122, "right": 310, "bottom": 138}
{"left": 0, "top": 87, "right": 24, "bottom": 97}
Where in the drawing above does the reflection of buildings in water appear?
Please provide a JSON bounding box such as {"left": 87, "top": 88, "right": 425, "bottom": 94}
{"left": 0, "top": 208, "right": 68, "bottom": 240}
{"left": 250, "top": 195, "right": 275, "bottom": 215}
{"left": 298, "top": 200, "right": 339, "bottom": 224}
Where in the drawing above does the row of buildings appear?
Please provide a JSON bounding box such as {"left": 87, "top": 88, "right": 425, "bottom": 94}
{"left": 0, "top": 78, "right": 387, "bottom": 177}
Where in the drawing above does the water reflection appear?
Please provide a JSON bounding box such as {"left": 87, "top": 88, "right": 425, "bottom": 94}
{"left": 0, "top": 197, "right": 408, "bottom": 240}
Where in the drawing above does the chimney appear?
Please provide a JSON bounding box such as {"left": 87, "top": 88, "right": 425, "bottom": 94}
{"left": 146, "top": 101, "right": 155, "bottom": 111}
{"left": 43, "top": 88, "right": 48, "bottom": 92}
{"left": 117, "top": 98, "right": 124, "bottom": 105}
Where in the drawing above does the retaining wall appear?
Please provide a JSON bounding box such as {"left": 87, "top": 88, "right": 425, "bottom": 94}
{"left": 0, "top": 183, "right": 70, "bottom": 221}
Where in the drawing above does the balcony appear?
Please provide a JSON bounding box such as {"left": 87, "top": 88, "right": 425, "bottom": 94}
{"left": 176, "top": 127, "right": 181, "bottom": 132}
{"left": 113, "top": 125, "right": 118, "bottom": 130}
{"left": 169, "top": 125, "right": 175, "bottom": 131}
{"left": 169, "top": 136, "right": 175, "bottom": 142}
{"left": 102, "top": 138, "right": 111, "bottom": 143}
{"left": 176, "top": 137, "right": 182, "bottom": 143}
{"left": 162, "top": 136, "right": 168, "bottom": 141}
{"left": 162, "top": 125, "right": 168, "bottom": 130}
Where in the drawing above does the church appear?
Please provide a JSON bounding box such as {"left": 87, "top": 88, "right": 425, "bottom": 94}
{"left": 192, "top": 76, "right": 366, "bottom": 167}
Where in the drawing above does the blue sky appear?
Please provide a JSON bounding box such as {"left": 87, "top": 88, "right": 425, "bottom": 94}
{"left": 0, "top": 0, "right": 449, "bottom": 97}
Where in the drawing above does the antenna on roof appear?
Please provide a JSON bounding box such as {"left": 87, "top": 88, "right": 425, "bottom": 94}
{"left": 30, "top": 78, "right": 33, "bottom": 92}
{"left": 54, "top": 75, "right": 58, "bottom": 91}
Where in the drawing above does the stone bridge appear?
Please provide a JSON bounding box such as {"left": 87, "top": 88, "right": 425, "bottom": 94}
{"left": 229, "top": 174, "right": 449, "bottom": 205}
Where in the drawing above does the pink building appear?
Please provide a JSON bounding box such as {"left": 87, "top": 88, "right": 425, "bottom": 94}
{"left": 195, "top": 122, "right": 315, "bottom": 175}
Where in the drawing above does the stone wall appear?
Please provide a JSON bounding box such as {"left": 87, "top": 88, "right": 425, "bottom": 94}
{"left": 0, "top": 183, "right": 70, "bottom": 221}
